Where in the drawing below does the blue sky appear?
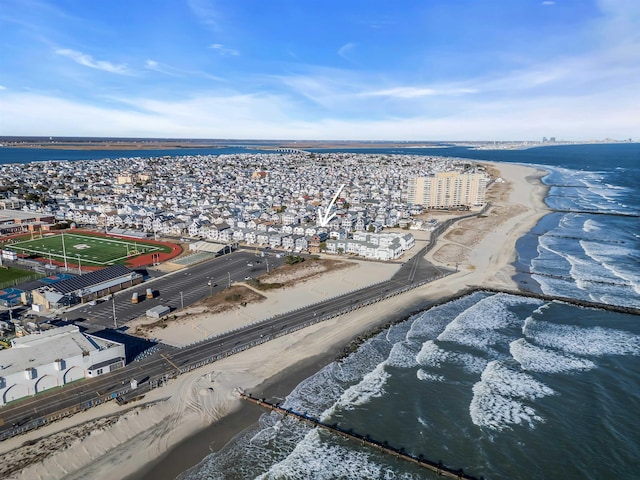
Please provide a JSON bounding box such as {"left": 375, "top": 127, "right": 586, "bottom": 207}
{"left": 0, "top": 0, "right": 638, "bottom": 140}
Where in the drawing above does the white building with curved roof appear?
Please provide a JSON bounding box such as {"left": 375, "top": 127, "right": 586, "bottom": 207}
{"left": 0, "top": 325, "right": 125, "bottom": 406}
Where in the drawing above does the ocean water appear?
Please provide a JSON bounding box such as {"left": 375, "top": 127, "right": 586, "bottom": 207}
{"left": 181, "top": 293, "right": 640, "bottom": 479}
{"left": 175, "top": 144, "right": 640, "bottom": 479}
{"left": 510, "top": 146, "right": 640, "bottom": 309}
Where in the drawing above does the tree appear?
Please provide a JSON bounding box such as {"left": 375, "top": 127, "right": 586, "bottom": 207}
{"left": 284, "top": 255, "right": 305, "bottom": 265}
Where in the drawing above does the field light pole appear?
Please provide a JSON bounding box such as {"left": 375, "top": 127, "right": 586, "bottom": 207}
{"left": 227, "top": 272, "right": 231, "bottom": 288}
{"left": 77, "top": 254, "right": 82, "bottom": 275}
{"left": 208, "top": 281, "right": 212, "bottom": 296}
{"left": 61, "top": 232, "right": 68, "bottom": 271}
{"left": 180, "top": 291, "right": 184, "bottom": 310}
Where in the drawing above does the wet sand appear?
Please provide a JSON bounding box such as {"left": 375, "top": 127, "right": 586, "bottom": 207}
{"left": 132, "top": 352, "right": 338, "bottom": 480}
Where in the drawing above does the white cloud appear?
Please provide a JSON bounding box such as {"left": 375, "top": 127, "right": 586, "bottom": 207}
{"left": 0, "top": 85, "right": 6, "bottom": 90}
{"left": 55, "top": 48, "right": 130, "bottom": 75}
{"left": 209, "top": 43, "right": 239, "bottom": 56}
{"left": 361, "top": 86, "right": 477, "bottom": 98}
{"left": 3, "top": 0, "right": 638, "bottom": 142}
{"left": 1, "top": 86, "right": 637, "bottom": 141}
{"left": 144, "top": 59, "right": 183, "bottom": 77}
{"left": 541, "top": 1, "right": 556, "bottom": 5}
{"left": 337, "top": 42, "right": 356, "bottom": 60}
{"left": 187, "top": 0, "right": 222, "bottom": 31}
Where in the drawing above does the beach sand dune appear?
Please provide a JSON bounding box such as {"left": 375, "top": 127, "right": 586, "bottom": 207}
{"left": 0, "top": 161, "right": 548, "bottom": 480}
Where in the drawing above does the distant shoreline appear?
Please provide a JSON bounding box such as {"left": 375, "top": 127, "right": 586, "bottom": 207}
{"left": 1, "top": 139, "right": 634, "bottom": 152}
{"left": 0, "top": 143, "right": 228, "bottom": 151}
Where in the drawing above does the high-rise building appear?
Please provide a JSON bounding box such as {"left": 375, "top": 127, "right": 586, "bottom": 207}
{"left": 407, "top": 169, "right": 489, "bottom": 208}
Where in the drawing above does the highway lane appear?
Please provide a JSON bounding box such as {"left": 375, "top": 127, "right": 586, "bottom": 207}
{"left": 0, "top": 252, "right": 450, "bottom": 437}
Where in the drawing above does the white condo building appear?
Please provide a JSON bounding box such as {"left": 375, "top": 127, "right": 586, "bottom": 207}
{"left": 0, "top": 325, "right": 125, "bottom": 406}
{"left": 407, "top": 169, "right": 489, "bottom": 208}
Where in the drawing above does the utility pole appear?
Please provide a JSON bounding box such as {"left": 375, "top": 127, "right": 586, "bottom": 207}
{"left": 227, "top": 272, "right": 231, "bottom": 288}
{"left": 180, "top": 291, "right": 184, "bottom": 309}
{"left": 208, "top": 281, "right": 212, "bottom": 296}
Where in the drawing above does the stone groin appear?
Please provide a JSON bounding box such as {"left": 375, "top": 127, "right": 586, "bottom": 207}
{"left": 239, "top": 391, "right": 483, "bottom": 480}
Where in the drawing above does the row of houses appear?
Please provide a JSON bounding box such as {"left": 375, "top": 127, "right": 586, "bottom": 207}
{"left": 3, "top": 153, "right": 487, "bottom": 242}
{"left": 325, "top": 232, "right": 415, "bottom": 261}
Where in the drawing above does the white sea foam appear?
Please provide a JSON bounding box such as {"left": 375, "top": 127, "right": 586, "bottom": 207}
{"left": 510, "top": 338, "right": 596, "bottom": 373}
{"left": 415, "top": 341, "right": 449, "bottom": 368}
{"left": 525, "top": 320, "right": 640, "bottom": 357}
{"left": 283, "top": 363, "right": 347, "bottom": 414}
{"left": 469, "top": 361, "right": 555, "bottom": 431}
{"left": 418, "top": 416, "right": 431, "bottom": 428}
{"left": 333, "top": 337, "right": 389, "bottom": 383}
{"left": 255, "top": 428, "right": 422, "bottom": 480}
{"left": 582, "top": 218, "right": 601, "bottom": 233}
{"left": 532, "top": 235, "right": 572, "bottom": 277}
{"left": 563, "top": 250, "right": 615, "bottom": 291}
{"left": 321, "top": 363, "right": 390, "bottom": 421}
{"left": 406, "top": 293, "right": 485, "bottom": 342}
{"left": 385, "top": 320, "right": 414, "bottom": 345}
{"left": 532, "top": 273, "right": 580, "bottom": 299}
{"left": 386, "top": 341, "right": 419, "bottom": 368}
{"left": 415, "top": 340, "right": 487, "bottom": 374}
{"left": 437, "top": 293, "right": 541, "bottom": 353}
{"left": 416, "top": 369, "right": 446, "bottom": 383}
{"left": 580, "top": 240, "right": 640, "bottom": 295}
{"left": 528, "top": 303, "right": 552, "bottom": 324}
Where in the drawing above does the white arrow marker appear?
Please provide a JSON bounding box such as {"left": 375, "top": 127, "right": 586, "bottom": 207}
{"left": 318, "top": 184, "right": 345, "bottom": 227}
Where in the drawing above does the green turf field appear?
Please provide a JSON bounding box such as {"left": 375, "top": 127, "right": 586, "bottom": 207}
{"left": 3, "top": 232, "right": 169, "bottom": 266}
{"left": 0, "top": 266, "right": 38, "bottom": 284}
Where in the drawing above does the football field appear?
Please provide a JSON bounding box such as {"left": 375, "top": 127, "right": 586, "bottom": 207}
{"left": 4, "top": 232, "right": 167, "bottom": 266}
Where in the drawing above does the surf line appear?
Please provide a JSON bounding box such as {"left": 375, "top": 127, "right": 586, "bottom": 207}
{"left": 238, "top": 390, "right": 483, "bottom": 480}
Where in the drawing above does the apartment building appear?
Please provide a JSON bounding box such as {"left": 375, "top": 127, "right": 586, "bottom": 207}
{"left": 407, "top": 169, "right": 489, "bottom": 209}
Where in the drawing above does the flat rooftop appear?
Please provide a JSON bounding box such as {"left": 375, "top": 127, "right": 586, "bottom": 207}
{"left": 0, "top": 325, "right": 120, "bottom": 378}
{"left": 0, "top": 209, "right": 52, "bottom": 221}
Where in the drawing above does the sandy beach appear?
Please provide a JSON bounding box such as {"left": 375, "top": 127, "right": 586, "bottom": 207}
{"left": 0, "top": 161, "right": 549, "bottom": 480}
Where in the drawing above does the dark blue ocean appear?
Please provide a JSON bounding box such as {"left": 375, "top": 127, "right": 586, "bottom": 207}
{"left": 173, "top": 143, "right": 639, "bottom": 480}
{"left": 3, "top": 143, "right": 639, "bottom": 479}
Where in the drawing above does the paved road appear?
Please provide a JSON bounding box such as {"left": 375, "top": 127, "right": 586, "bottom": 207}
{"left": 0, "top": 249, "right": 451, "bottom": 438}
{"left": 66, "top": 250, "right": 284, "bottom": 328}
